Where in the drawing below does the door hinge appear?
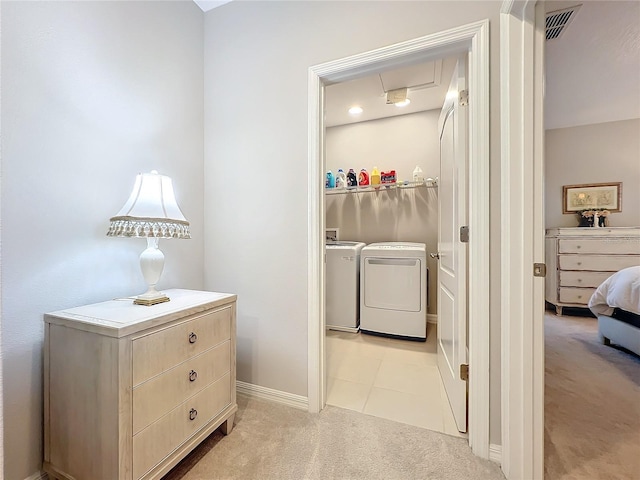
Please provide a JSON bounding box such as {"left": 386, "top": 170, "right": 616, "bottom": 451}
{"left": 460, "top": 364, "right": 469, "bottom": 382}
{"left": 459, "top": 89, "right": 469, "bottom": 106}
{"left": 460, "top": 226, "right": 469, "bottom": 243}
{"left": 533, "top": 262, "right": 547, "bottom": 277}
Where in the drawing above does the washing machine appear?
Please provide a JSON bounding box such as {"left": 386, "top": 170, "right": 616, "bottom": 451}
{"left": 326, "top": 241, "right": 366, "bottom": 332}
{"left": 360, "top": 242, "right": 427, "bottom": 340}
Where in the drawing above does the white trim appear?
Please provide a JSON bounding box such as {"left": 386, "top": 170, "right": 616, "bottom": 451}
{"left": 427, "top": 313, "right": 438, "bottom": 324}
{"left": 0, "top": 0, "right": 4, "bottom": 465}
{"left": 307, "top": 67, "right": 325, "bottom": 414}
{"left": 466, "top": 19, "right": 491, "bottom": 461}
{"left": 308, "top": 20, "right": 491, "bottom": 460}
{"left": 500, "top": 1, "right": 545, "bottom": 479}
{"left": 24, "top": 471, "right": 48, "bottom": 480}
{"left": 236, "top": 381, "right": 308, "bottom": 411}
{"left": 489, "top": 444, "right": 503, "bottom": 463}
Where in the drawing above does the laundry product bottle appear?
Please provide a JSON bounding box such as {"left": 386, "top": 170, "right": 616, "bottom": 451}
{"left": 346, "top": 168, "right": 358, "bottom": 188}
{"left": 412, "top": 165, "right": 424, "bottom": 184}
{"left": 326, "top": 170, "right": 335, "bottom": 188}
{"left": 381, "top": 170, "right": 396, "bottom": 184}
{"left": 336, "top": 168, "right": 347, "bottom": 188}
{"left": 371, "top": 166, "right": 381, "bottom": 187}
{"left": 358, "top": 168, "right": 370, "bottom": 186}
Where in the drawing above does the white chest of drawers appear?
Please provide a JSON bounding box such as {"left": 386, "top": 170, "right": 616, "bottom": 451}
{"left": 43, "top": 289, "right": 237, "bottom": 480}
{"left": 545, "top": 227, "right": 640, "bottom": 315}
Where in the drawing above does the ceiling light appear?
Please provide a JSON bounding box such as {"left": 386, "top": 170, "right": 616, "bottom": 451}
{"left": 348, "top": 106, "right": 363, "bottom": 115}
{"left": 395, "top": 98, "right": 411, "bottom": 107}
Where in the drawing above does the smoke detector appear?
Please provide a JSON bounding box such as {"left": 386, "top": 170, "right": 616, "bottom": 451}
{"left": 546, "top": 5, "right": 581, "bottom": 41}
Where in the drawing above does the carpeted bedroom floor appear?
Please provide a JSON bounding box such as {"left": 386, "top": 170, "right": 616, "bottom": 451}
{"left": 160, "top": 312, "right": 638, "bottom": 480}
{"left": 163, "top": 394, "right": 504, "bottom": 480}
{"left": 544, "top": 312, "right": 640, "bottom": 480}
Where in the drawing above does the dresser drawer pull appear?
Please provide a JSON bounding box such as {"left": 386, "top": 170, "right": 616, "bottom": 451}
{"left": 189, "top": 408, "right": 198, "bottom": 421}
{"left": 189, "top": 370, "right": 198, "bottom": 382}
{"left": 189, "top": 332, "right": 198, "bottom": 344}
{"left": 577, "top": 262, "right": 582, "bottom": 266}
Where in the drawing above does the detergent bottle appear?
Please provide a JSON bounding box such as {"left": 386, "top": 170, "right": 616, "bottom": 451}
{"left": 412, "top": 165, "right": 424, "bottom": 184}
{"left": 358, "top": 168, "right": 370, "bottom": 186}
{"left": 346, "top": 169, "right": 358, "bottom": 188}
{"left": 326, "top": 171, "right": 335, "bottom": 188}
{"left": 336, "top": 169, "right": 347, "bottom": 188}
{"left": 371, "top": 166, "right": 381, "bottom": 187}
{"left": 381, "top": 170, "right": 396, "bottom": 184}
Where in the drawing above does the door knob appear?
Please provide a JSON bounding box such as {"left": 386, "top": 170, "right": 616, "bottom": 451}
{"left": 430, "top": 253, "right": 440, "bottom": 259}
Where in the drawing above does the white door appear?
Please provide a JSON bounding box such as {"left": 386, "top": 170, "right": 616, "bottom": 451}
{"left": 436, "top": 56, "right": 468, "bottom": 433}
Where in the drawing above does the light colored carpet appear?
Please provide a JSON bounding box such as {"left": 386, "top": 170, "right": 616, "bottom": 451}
{"left": 163, "top": 394, "right": 504, "bottom": 480}
{"left": 544, "top": 313, "right": 640, "bottom": 480}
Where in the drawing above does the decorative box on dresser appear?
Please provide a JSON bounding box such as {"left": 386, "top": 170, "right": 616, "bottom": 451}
{"left": 545, "top": 227, "right": 640, "bottom": 315}
{"left": 43, "top": 289, "right": 237, "bottom": 480}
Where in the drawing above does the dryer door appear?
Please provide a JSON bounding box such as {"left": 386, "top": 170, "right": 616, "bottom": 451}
{"left": 363, "top": 257, "right": 422, "bottom": 312}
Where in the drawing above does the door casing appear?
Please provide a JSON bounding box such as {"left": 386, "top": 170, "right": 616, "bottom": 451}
{"left": 307, "top": 19, "right": 491, "bottom": 459}
{"left": 499, "top": 1, "right": 546, "bottom": 478}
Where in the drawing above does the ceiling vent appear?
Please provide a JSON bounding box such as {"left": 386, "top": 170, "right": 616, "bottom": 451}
{"left": 546, "top": 5, "right": 581, "bottom": 41}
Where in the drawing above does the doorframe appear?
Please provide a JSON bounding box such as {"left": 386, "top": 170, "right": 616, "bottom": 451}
{"left": 499, "top": 1, "right": 545, "bottom": 478}
{"left": 307, "top": 19, "right": 491, "bottom": 459}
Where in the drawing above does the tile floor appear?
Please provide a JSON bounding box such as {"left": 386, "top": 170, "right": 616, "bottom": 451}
{"left": 326, "top": 323, "right": 465, "bottom": 438}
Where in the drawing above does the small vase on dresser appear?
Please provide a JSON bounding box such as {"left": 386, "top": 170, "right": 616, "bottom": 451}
{"left": 43, "top": 289, "right": 237, "bottom": 480}
{"left": 545, "top": 227, "right": 640, "bottom": 315}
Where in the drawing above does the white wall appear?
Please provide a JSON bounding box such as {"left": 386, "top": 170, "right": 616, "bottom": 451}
{"left": 203, "top": 0, "right": 504, "bottom": 445}
{"left": 325, "top": 111, "right": 440, "bottom": 313}
{"left": 544, "top": 1, "right": 640, "bottom": 130}
{"left": 545, "top": 119, "right": 640, "bottom": 228}
{"left": 1, "top": 2, "right": 204, "bottom": 478}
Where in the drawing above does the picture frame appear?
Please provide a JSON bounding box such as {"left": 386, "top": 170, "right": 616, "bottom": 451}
{"left": 562, "top": 182, "right": 622, "bottom": 214}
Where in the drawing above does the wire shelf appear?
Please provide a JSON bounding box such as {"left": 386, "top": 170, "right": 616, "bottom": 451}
{"left": 325, "top": 180, "right": 438, "bottom": 196}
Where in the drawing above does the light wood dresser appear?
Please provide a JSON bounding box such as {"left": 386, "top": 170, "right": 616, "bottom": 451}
{"left": 545, "top": 227, "right": 640, "bottom": 315}
{"left": 43, "top": 289, "right": 237, "bottom": 480}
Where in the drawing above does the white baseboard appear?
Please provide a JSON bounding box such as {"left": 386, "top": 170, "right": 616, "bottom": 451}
{"left": 427, "top": 314, "right": 438, "bottom": 324}
{"left": 236, "top": 381, "right": 308, "bottom": 411}
{"left": 25, "top": 471, "right": 48, "bottom": 480}
{"left": 489, "top": 443, "right": 502, "bottom": 463}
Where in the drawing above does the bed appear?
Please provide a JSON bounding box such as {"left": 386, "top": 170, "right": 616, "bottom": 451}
{"left": 588, "top": 266, "right": 640, "bottom": 356}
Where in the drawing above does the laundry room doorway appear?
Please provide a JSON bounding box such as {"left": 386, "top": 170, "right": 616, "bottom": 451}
{"left": 308, "top": 20, "right": 491, "bottom": 458}
{"left": 320, "top": 53, "right": 465, "bottom": 437}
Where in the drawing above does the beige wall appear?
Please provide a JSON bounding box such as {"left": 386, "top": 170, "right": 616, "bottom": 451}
{"left": 545, "top": 119, "right": 640, "bottom": 228}
{"left": 325, "top": 110, "right": 440, "bottom": 314}
{"left": 1, "top": 2, "right": 204, "bottom": 478}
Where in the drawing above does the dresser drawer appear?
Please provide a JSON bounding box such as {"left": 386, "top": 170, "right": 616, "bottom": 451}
{"left": 558, "top": 238, "right": 640, "bottom": 255}
{"left": 133, "top": 373, "right": 231, "bottom": 480}
{"left": 558, "top": 287, "right": 596, "bottom": 305}
{"left": 559, "top": 254, "right": 640, "bottom": 271}
{"left": 132, "top": 306, "right": 231, "bottom": 386}
{"left": 559, "top": 271, "right": 611, "bottom": 288}
{"left": 133, "top": 341, "right": 230, "bottom": 435}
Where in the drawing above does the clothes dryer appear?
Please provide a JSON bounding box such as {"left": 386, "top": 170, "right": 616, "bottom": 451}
{"left": 360, "top": 242, "right": 427, "bottom": 340}
{"left": 326, "top": 241, "right": 366, "bottom": 332}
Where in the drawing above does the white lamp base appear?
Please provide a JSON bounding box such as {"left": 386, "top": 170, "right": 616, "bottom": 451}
{"left": 135, "top": 238, "right": 170, "bottom": 306}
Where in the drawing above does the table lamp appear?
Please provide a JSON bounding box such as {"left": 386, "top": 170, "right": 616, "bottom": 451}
{"left": 107, "top": 170, "right": 190, "bottom": 305}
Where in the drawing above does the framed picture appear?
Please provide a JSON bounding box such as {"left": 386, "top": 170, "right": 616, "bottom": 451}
{"left": 563, "top": 182, "right": 622, "bottom": 214}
